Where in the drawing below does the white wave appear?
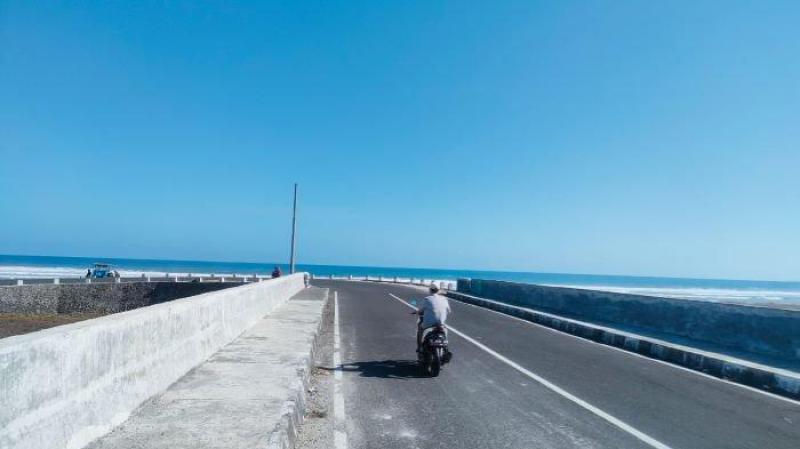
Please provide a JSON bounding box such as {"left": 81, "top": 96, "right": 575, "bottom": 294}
{"left": 545, "top": 284, "right": 800, "bottom": 305}
{"left": 0, "top": 265, "right": 244, "bottom": 279}
{"left": 0, "top": 266, "right": 88, "bottom": 279}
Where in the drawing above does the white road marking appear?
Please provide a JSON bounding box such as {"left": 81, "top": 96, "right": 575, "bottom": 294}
{"left": 388, "top": 293, "right": 673, "bottom": 449}
{"left": 451, "top": 294, "right": 800, "bottom": 406}
{"left": 333, "top": 291, "right": 348, "bottom": 449}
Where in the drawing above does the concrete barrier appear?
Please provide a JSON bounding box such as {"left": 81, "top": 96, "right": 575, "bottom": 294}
{"left": 457, "top": 278, "right": 800, "bottom": 362}
{"left": 447, "top": 290, "right": 800, "bottom": 401}
{"left": 0, "top": 273, "right": 306, "bottom": 449}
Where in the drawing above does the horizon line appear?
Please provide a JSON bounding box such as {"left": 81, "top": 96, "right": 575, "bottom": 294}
{"left": 1, "top": 252, "right": 798, "bottom": 285}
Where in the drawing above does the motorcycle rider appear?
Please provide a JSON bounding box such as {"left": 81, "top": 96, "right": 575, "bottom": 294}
{"left": 416, "top": 284, "right": 452, "bottom": 357}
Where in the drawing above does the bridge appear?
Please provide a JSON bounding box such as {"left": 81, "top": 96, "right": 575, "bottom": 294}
{"left": 1, "top": 275, "right": 798, "bottom": 449}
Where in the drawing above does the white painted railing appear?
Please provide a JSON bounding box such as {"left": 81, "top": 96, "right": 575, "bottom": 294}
{"left": 0, "top": 274, "right": 278, "bottom": 287}
{"left": 308, "top": 273, "right": 456, "bottom": 291}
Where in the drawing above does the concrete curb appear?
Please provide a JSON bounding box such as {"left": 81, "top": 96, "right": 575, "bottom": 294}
{"left": 266, "top": 289, "right": 331, "bottom": 449}
{"left": 446, "top": 291, "right": 800, "bottom": 401}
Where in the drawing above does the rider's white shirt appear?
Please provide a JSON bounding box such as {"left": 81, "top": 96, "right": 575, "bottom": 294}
{"left": 419, "top": 294, "right": 450, "bottom": 328}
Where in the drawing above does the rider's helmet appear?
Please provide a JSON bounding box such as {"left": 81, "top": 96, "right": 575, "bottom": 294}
{"left": 429, "top": 284, "right": 440, "bottom": 294}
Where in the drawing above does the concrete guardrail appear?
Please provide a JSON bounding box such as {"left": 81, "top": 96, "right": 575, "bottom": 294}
{"left": 456, "top": 278, "right": 800, "bottom": 362}
{"left": 0, "top": 273, "right": 306, "bottom": 449}
{"left": 308, "top": 274, "right": 456, "bottom": 290}
{"left": 446, "top": 289, "right": 800, "bottom": 401}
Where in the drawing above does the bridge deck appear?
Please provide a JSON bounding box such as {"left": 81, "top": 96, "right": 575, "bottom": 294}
{"left": 87, "top": 287, "right": 327, "bottom": 449}
{"left": 317, "top": 280, "right": 800, "bottom": 449}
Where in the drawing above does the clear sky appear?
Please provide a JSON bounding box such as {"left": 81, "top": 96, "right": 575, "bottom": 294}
{"left": 1, "top": 1, "right": 798, "bottom": 281}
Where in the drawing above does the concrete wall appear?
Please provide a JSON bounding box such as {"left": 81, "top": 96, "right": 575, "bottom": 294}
{"left": 0, "top": 274, "right": 306, "bottom": 449}
{"left": 457, "top": 279, "right": 800, "bottom": 361}
{"left": 0, "top": 282, "right": 241, "bottom": 314}
{"left": 447, "top": 290, "right": 800, "bottom": 400}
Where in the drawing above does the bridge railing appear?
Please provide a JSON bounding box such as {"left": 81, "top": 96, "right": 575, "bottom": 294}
{"left": 0, "top": 274, "right": 274, "bottom": 287}
{"left": 3, "top": 274, "right": 459, "bottom": 290}
{"left": 308, "top": 273, "right": 456, "bottom": 291}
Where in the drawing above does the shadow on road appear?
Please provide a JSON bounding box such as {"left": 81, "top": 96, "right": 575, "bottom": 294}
{"left": 322, "top": 360, "right": 426, "bottom": 379}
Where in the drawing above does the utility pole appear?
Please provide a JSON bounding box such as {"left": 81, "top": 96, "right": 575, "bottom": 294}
{"left": 289, "top": 183, "right": 298, "bottom": 274}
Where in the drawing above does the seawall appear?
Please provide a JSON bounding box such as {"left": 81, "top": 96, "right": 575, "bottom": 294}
{"left": 457, "top": 278, "right": 800, "bottom": 362}
{"left": 0, "top": 274, "right": 305, "bottom": 449}
{"left": 0, "top": 282, "right": 241, "bottom": 314}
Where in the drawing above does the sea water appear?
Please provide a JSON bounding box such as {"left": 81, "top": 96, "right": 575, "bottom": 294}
{"left": 2, "top": 254, "right": 799, "bottom": 308}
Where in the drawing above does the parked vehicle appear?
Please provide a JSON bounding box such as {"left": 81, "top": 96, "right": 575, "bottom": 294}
{"left": 90, "top": 263, "right": 113, "bottom": 279}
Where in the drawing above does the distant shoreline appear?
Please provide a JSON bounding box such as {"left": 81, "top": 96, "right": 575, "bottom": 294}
{"left": 2, "top": 254, "right": 800, "bottom": 308}
{"left": 2, "top": 253, "right": 798, "bottom": 284}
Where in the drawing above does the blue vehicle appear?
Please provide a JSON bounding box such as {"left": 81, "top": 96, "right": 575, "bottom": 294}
{"left": 90, "top": 263, "right": 112, "bottom": 279}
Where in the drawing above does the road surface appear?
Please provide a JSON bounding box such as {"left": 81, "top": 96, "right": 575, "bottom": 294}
{"left": 314, "top": 279, "right": 800, "bottom": 449}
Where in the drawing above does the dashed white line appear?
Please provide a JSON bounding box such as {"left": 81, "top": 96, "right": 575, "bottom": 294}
{"left": 388, "top": 293, "right": 673, "bottom": 449}
{"left": 333, "top": 291, "right": 348, "bottom": 449}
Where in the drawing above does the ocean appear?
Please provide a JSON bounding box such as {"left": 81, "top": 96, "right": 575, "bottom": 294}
{"left": 2, "top": 254, "right": 800, "bottom": 308}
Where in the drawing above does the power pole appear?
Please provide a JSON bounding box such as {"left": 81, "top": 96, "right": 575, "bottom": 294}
{"left": 289, "top": 183, "right": 298, "bottom": 274}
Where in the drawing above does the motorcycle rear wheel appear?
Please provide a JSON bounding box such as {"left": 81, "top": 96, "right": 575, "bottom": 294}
{"left": 429, "top": 348, "right": 442, "bottom": 377}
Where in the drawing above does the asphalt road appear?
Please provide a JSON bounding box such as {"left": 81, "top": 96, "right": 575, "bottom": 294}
{"left": 313, "top": 279, "right": 800, "bottom": 449}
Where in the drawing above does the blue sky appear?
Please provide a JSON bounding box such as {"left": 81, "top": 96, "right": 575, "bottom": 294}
{"left": 1, "top": 1, "right": 798, "bottom": 281}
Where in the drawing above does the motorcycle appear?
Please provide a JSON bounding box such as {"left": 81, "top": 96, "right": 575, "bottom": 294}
{"left": 410, "top": 300, "right": 452, "bottom": 377}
